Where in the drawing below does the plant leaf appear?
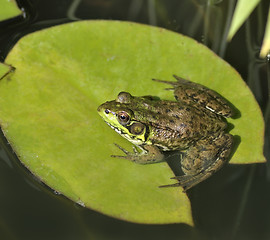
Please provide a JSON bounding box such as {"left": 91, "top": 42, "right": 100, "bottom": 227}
{"left": 0, "top": 20, "right": 265, "bottom": 225}
{"left": 227, "top": 0, "right": 260, "bottom": 40}
{"left": 0, "top": 0, "right": 22, "bottom": 21}
{"left": 260, "top": 7, "right": 270, "bottom": 57}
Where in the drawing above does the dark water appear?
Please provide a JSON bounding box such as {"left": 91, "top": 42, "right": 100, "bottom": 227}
{"left": 0, "top": 0, "right": 269, "bottom": 239}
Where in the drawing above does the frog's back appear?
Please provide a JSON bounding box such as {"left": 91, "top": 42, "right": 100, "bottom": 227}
{"left": 140, "top": 101, "right": 227, "bottom": 150}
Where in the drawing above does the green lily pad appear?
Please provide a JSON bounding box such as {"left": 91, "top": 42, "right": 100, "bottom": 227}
{"left": 0, "top": 20, "right": 265, "bottom": 225}
{"left": 0, "top": 0, "right": 22, "bottom": 21}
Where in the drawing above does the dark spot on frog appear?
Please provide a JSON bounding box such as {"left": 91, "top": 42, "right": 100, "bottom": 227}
{"left": 199, "top": 146, "right": 208, "bottom": 152}
{"left": 200, "top": 123, "right": 207, "bottom": 130}
{"left": 188, "top": 120, "right": 193, "bottom": 125}
{"left": 215, "top": 126, "right": 221, "bottom": 132}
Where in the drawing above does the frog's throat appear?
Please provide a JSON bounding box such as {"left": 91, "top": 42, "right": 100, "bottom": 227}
{"left": 104, "top": 121, "right": 151, "bottom": 146}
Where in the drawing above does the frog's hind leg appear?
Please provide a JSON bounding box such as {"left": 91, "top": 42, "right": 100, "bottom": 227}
{"left": 161, "top": 132, "right": 233, "bottom": 192}
{"left": 153, "top": 75, "right": 234, "bottom": 118}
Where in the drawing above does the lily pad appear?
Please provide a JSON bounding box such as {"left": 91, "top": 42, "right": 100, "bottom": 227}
{"left": 0, "top": 63, "right": 13, "bottom": 79}
{"left": 0, "top": 20, "right": 265, "bottom": 225}
{"left": 0, "top": 0, "right": 22, "bottom": 21}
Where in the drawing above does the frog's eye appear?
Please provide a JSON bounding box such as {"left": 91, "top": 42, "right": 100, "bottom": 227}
{"left": 130, "top": 122, "right": 145, "bottom": 135}
{"left": 117, "top": 111, "right": 130, "bottom": 125}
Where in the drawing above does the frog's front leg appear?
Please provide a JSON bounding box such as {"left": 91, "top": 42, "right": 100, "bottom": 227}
{"left": 161, "top": 132, "right": 233, "bottom": 191}
{"left": 112, "top": 144, "right": 164, "bottom": 164}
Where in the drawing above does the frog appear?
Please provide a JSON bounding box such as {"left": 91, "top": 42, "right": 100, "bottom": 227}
{"left": 97, "top": 75, "right": 234, "bottom": 191}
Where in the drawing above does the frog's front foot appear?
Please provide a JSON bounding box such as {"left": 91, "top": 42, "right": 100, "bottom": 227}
{"left": 111, "top": 144, "right": 164, "bottom": 164}
{"left": 111, "top": 143, "right": 139, "bottom": 160}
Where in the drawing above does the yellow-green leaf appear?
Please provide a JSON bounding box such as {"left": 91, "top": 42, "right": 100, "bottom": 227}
{"left": 0, "top": 0, "right": 22, "bottom": 21}
{"left": 0, "top": 20, "right": 265, "bottom": 225}
{"left": 228, "top": 0, "right": 260, "bottom": 40}
{"left": 260, "top": 7, "right": 270, "bottom": 57}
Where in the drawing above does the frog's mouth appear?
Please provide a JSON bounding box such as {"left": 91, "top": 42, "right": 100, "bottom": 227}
{"left": 105, "top": 121, "right": 123, "bottom": 135}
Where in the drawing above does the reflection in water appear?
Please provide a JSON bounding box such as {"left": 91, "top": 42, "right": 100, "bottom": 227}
{"left": 67, "top": 0, "right": 82, "bottom": 20}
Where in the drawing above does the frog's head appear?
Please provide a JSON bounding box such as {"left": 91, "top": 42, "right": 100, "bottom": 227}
{"left": 97, "top": 92, "right": 149, "bottom": 144}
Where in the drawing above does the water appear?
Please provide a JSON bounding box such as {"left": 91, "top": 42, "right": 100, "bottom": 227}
{"left": 0, "top": 0, "right": 269, "bottom": 239}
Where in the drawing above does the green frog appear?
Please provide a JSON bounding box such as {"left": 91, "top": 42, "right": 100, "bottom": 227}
{"left": 97, "top": 75, "right": 234, "bottom": 191}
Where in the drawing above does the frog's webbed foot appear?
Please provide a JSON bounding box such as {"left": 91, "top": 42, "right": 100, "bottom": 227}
{"left": 153, "top": 75, "right": 234, "bottom": 118}
{"left": 159, "top": 175, "right": 201, "bottom": 192}
{"left": 111, "top": 143, "right": 164, "bottom": 164}
{"left": 111, "top": 143, "right": 140, "bottom": 159}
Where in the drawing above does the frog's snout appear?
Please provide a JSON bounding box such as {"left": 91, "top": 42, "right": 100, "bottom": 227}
{"left": 97, "top": 103, "right": 112, "bottom": 118}
{"left": 97, "top": 104, "right": 103, "bottom": 113}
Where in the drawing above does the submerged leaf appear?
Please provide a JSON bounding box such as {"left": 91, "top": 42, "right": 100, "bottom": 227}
{"left": 0, "top": 20, "right": 265, "bottom": 224}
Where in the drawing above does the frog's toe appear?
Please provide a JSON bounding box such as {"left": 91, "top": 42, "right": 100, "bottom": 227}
{"left": 113, "top": 143, "right": 130, "bottom": 154}
{"left": 159, "top": 182, "right": 182, "bottom": 188}
{"left": 152, "top": 78, "right": 177, "bottom": 87}
{"left": 111, "top": 152, "right": 139, "bottom": 161}
{"left": 111, "top": 154, "right": 127, "bottom": 159}
{"left": 132, "top": 146, "right": 140, "bottom": 154}
{"left": 159, "top": 181, "right": 189, "bottom": 192}
{"left": 171, "top": 175, "right": 194, "bottom": 183}
{"left": 111, "top": 144, "right": 148, "bottom": 163}
{"left": 173, "top": 174, "right": 207, "bottom": 191}
{"left": 159, "top": 174, "right": 201, "bottom": 192}
{"left": 111, "top": 143, "right": 134, "bottom": 159}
